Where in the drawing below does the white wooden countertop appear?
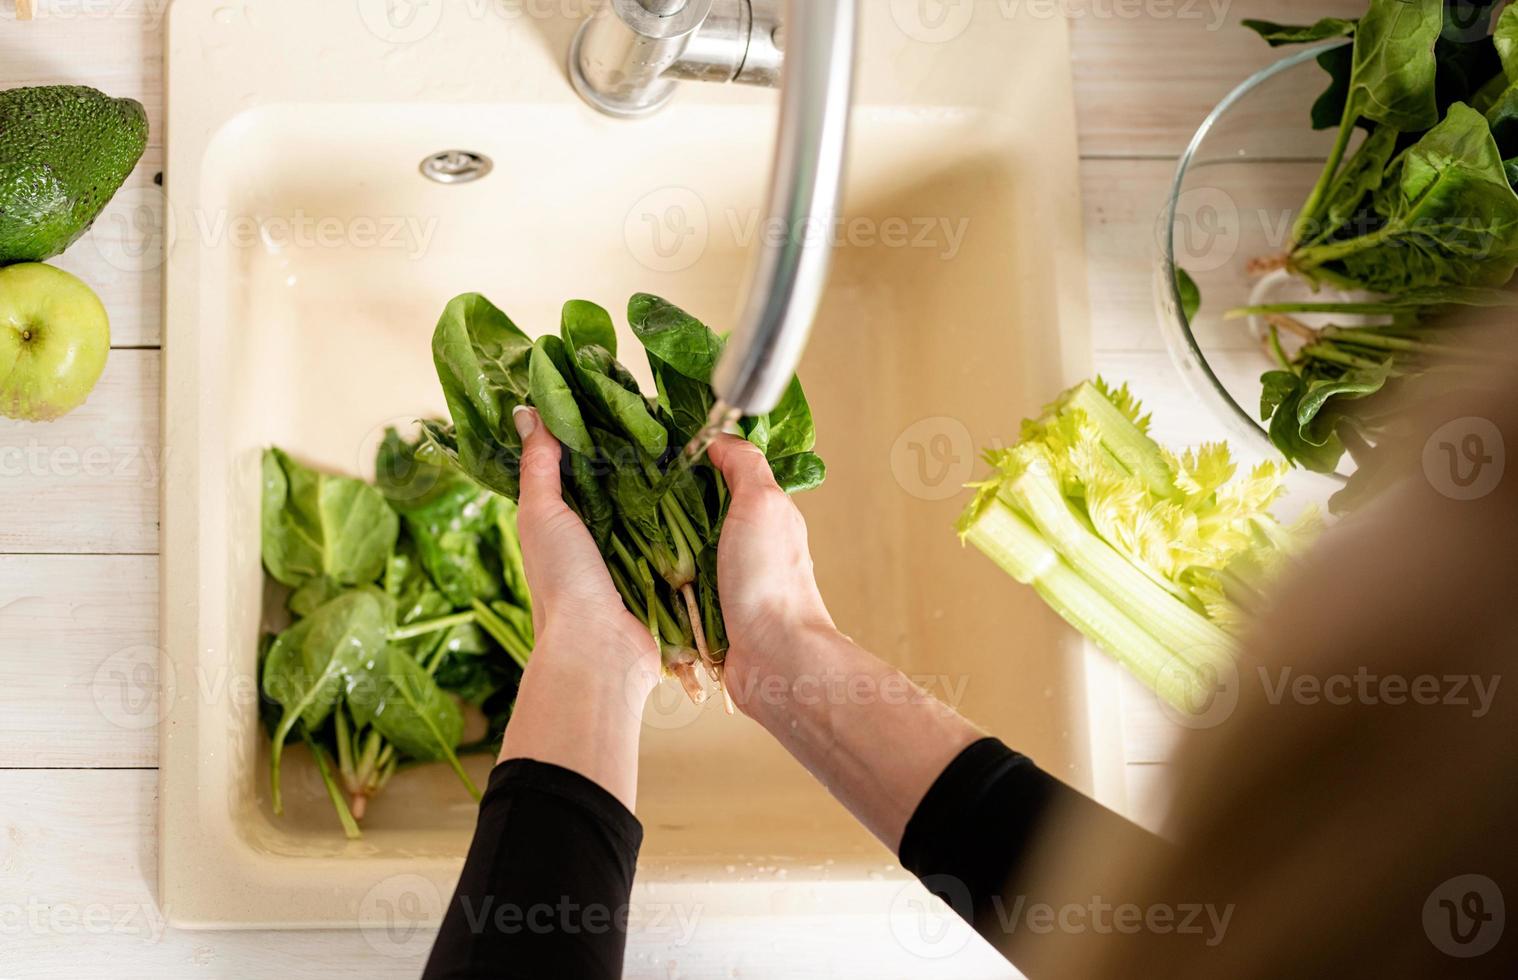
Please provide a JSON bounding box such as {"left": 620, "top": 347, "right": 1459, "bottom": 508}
{"left": 0, "top": 1, "right": 1360, "bottom": 975}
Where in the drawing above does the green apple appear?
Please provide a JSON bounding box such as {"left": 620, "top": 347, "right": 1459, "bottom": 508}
{"left": 0, "top": 262, "right": 111, "bottom": 421}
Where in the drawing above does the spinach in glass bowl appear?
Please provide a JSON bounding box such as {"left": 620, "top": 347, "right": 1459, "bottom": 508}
{"left": 1156, "top": 1, "right": 1518, "bottom": 505}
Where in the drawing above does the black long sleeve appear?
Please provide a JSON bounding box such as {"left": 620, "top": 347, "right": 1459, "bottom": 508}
{"left": 423, "top": 759, "right": 643, "bottom": 980}
{"left": 899, "top": 737, "right": 1168, "bottom": 941}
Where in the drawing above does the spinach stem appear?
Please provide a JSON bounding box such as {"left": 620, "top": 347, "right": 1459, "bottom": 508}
{"left": 334, "top": 707, "right": 355, "bottom": 785}
{"left": 471, "top": 598, "right": 531, "bottom": 670}
{"left": 303, "top": 730, "right": 362, "bottom": 840}
{"left": 1293, "top": 111, "right": 1357, "bottom": 248}
{"left": 1300, "top": 343, "right": 1385, "bottom": 370}
{"left": 389, "top": 610, "right": 476, "bottom": 643}
{"left": 679, "top": 583, "right": 711, "bottom": 668}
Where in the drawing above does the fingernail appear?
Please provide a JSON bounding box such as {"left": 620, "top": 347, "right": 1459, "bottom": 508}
{"left": 513, "top": 406, "right": 537, "bottom": 438}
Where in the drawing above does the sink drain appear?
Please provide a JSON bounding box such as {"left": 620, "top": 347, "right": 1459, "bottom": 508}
{"left": 419, "top": 150, "right": 493, "bottom": 184}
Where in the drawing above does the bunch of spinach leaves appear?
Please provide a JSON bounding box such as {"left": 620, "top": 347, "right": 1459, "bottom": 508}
{"left": 259, "top": 433, "right": 533, "bottom": 839}
{"left": 1228, "top": 1, "right": 1518, "bottom": 485}
{"left": 421, "top": 292, "right": 824, "bottom": 704}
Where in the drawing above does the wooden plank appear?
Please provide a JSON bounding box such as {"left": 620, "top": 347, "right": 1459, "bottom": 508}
{"left": 0, "top": 556, "right": 158, "bottom": 768}
{"left": 0, "top": 2, "right": 165, "bottom": 145}
{"left": 1071, "top": 0, "right": 1366, "bottom": 158}
{"left": 0, "top": 351, "right": 160, "bottom": 555}
{"left": 1081, "top": 156, "right": 1330, "bottom": 354}
{"left": 47, "top": 149, "right": 166, "bottom": 350}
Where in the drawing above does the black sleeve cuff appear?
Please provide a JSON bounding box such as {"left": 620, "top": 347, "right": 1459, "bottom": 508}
{"left": 423, "top": 759, "right": 644, "bottom": 980}
{"left": 898, "top": 738, "right": 1062, "bottom": 926}
{"left": 482, "top": 758, "right": 645, "bottom": 855}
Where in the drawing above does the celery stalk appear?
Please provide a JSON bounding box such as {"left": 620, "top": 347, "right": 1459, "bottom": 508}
{"left": 962, "top": 501, "right": 1210, "bottom": 712}
{"left": 1002, "top": 456, "right": 1235, "bottom": 673}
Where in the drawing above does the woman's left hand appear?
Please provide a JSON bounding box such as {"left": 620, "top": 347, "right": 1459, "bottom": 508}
{"left": 497, "top": 408, "right": 660, "bottom": 808}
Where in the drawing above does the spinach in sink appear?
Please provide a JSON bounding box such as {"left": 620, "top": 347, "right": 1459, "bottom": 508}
{"left": 259, "top": 433, "right": 533, "bottom": 838}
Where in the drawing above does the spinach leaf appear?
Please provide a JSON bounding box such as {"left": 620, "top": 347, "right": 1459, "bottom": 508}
{"left": 770, "top": 451, "right": 828, "bottom": 494}
{"left": 1348, "top": 0, "right": 1443, "bottom": 133}
{"left": 528, "top": 336, "right": 597, "bottom": 456}
{"left": 261, "top": 448, "right": 398, "bottom": 589}
{"left": 1175, "top": 267, "right": 1201, "bottom": 322}
{"left": 1311, "top": 43, "right": 1358, "bottom": 131}
{"left": 568, "top": 448, "right": 617, "bottom": 550}
{"left": 431, "top": 294, "right": 532, "bottom": 498}
{"left": 1242, "top": 17, "right": 1357, "bottom": 47}
{"left": 762, "top": 376, "right": 818, "bottom": 460}
{"left": 628, "top": 293, "right": 724, "bottom": 382}
{"left": 289, "top": 576, "right": 343, "bottom": 618}
{"left": 1258, "top": 371, "right": 1347, "bottom": 473}
{"left": 1298, "top": 103, "right": 1518, "bottom": 291}
{"left": 351, "top": 645, "right": 479, "bottom": 799}
{"left": 1435, "top": 2, "right": 1503, "bottom": 115}
{"left": 568, "top": 346, "right": 669, "bottom": 458}
{"left": 262, "top": 590, "right": 389, "bottom": 813}
{"left": 1300, "top": 124, "right": 1401, "bottom": 247}
{"left": 1298, "top": 362, "right": 1395, "bottom": 429}
{"left": 561, "top": 299, "right": 619, "bottom": 358}
{"left": 488, "top": 496, "right": 531, "bottom": 607}
{"left": 1294, "top": 0, "right": 1444, "bottom": 242}
{"left": 375, "top": 425, "right": 479, "bottom": 516}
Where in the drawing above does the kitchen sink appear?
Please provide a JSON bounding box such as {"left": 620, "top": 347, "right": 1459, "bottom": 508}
{"left": 160, "top": 0, "right": 1118, "bottom": 943}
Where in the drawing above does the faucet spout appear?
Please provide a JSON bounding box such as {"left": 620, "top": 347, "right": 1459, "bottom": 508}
{"left": 569, "top": 0, "right": 857, "bottom": 417}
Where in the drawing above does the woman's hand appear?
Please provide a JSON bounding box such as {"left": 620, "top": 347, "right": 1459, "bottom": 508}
{"left": 513, "top": 407, "right": 660, "bottom": 679}
{"left": 706, "top": 436, "right": 839, "bottom": 704}
{"left": 498, "top": 408, "right": 659, "bottom": 809}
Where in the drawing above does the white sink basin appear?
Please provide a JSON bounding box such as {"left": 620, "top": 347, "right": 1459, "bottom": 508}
{"left": 160, "top": 0, "right": 1117, "bottom": 938}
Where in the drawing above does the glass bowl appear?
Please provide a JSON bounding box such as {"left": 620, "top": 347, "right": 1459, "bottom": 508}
{"left": 1155, "top": 44, "right": 1360, "bottom": 471}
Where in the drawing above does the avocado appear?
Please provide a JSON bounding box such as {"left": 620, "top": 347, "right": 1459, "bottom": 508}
{"left": 0, "top": 85, "right": 149, "bottom": 265}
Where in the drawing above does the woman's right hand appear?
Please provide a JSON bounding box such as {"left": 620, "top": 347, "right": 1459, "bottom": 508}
{"left": 706, "top": 435, "right": 838, "bottom": 707}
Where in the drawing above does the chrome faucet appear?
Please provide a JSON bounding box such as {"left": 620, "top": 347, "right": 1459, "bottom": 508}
{"left": 570, "top": 0, "right": 857, "bottom": 422}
